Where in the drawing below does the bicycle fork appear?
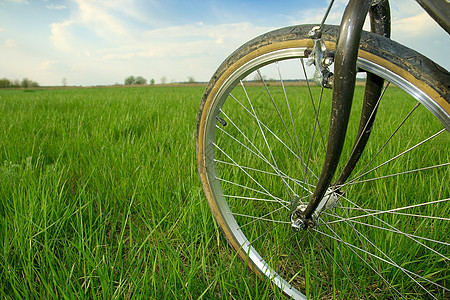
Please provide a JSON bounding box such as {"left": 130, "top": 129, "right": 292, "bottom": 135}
{"left": 293, "top": 0, "right": 391, "bottom": 229}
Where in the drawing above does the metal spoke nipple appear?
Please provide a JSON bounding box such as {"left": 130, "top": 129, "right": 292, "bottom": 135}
{"left": 216, "top": 115, "right": 227, "bottom": 126}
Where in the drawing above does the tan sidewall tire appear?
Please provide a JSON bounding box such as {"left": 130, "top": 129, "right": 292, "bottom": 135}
{"left": 195, "top": 24, "right": 449, "bottom": 291}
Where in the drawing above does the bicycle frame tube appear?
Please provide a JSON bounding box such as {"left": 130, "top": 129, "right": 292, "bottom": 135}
{"left": 335, "top": 0, "right": 391, "bottom": 186}
{"left": 301, "top": 0, "right": 372, "bottom": 224}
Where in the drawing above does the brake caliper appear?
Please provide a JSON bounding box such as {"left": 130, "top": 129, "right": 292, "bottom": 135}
{"left": 306, "top": 26, "right": 334, "bottom": 89}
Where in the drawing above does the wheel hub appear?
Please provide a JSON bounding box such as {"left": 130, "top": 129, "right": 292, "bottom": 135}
{"left": 291, "top": 188, "right": 341, "bottom": 230}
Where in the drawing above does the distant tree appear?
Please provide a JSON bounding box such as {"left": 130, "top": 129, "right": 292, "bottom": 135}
{"left": 150, "top": 78, "right": 155, "bottom": 85}
{"left": 160, "top": 76, "right": 167, "bottom": 84}
{"left": 125, "top": 75, "right": 148, "bottom": 85}
{"left": 62, "top": 78, "right": 67, "bottom": 87}
{"left": 12, "top": 79, "right": 20, "bottom": 87}
{"left": 20, "top": 78, "right": 39, "bottom": 88}
{"left": 134, "top": 76, "right": 147, "bottom": 85}
{"left": 21, "top": 78, "right": 31, "bottom": 88}
{"left": 0, "top": 78, "right": 11, "bottom": 88}
{"left": 124, "top": 75, "right": 135, "bottom": 85}
{"left": 0, "top": 78, "right": 38, "bottom": 88}
{"left": 29, "top": 81, "right": 39, "bottom": 87}
{"left": 188, "top": 76, "right": 195, "bottom": 84}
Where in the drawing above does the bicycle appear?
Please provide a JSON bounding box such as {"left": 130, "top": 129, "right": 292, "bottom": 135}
{"left": 195, "top": 0, "right": 449, "bottom": 298}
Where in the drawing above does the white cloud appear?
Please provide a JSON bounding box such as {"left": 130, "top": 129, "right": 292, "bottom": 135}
{"left": 48, "top": 0, "right": 139, "bottom": 55}
{"left": 288, "top": 1, "right": 347, "bottom": 26}
{"left": 50, "top": 20, "right": 74, "bottom": 52}
{"left": 46, "top": 4, "right": 66, "bottom": 10}
{"left": 61, "top": 21, "right": 273, "bottom": 84}
{"left": 390, "top": 0, "right": 440, "bottom": 39}
{"left": 75, "top": 0, "right": 133, "bottom": 41}
{"left": 51, "top": 21, "right": 271, "bottom": 63}
{"left": 39, "top": 60, "right": 58, "bottom": 71}
{"left": 5, "top": 39, "right": 17, "bottom": 47}
{"left": 92, "top": 0, "right": 159, "bottom": 25}
{"left": 48, "top": 0, "right": 143, "bottom": 54}
{"left": 392, "top": 12, "right": 436, "bottom": 37}
{"left": 47, "top": 17, "right": 264, "bottom": 82}
{"left": 140, "top": 22, "right": 272, "bottom": 57}
{"left": 46, "top": 0, "right": 273, "bottom": 82}
{"left": 5, "top": 0, "right": 28, "bottom": 3}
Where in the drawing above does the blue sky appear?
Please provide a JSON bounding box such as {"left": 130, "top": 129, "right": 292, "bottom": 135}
{"left": 1, "top": 0, "right": 449, "bottom": 86}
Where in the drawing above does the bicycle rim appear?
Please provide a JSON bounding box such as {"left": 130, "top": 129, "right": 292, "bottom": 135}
{"left": 196, "top": 27, "right": 449, "bottom": 299}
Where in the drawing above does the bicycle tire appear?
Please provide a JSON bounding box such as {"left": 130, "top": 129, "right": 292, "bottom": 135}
{"left": 196, "top": 24, "right": 449, "bottom": 299}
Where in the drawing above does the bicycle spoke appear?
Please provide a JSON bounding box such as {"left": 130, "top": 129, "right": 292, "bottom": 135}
{"left": 344, "top": 162, "right": 450, "bottom": 186}
{"left": 216, "top": 123, "right": 299, "bottom": 194}
{"left": 342, "top": 102, "right": 422, "bottom": 187}
{"left": 214, "top": 176, "right": 284, "bottom": 205}
{"left": 275, "top": 63, "right": 305, "bottom": 175}
{"left": 240, "top": 80, "right": 294, "bottom": 196}
{"left": 328, "top": 195, "right": 450, "bottom": 262}
{"left": 325, "top": 215, "right": 450, "bottom": 247}
{"left": 300, "top": 57, "right": 326, "bottom": 151}
{"left": 333, "top": 203, "right": 450, "bottom": 222}
{"left": 216, "top": 159, "right": 315, "bottom": 192}
{"left": 223, "top": 194, "right": 290, "bottom": 204}
{"left": 248, "top": 221, "right": 290, "bottom": 246}
{"left": 232, "top": 206, "right": 290, "bottom": 230}
{"left": 299, "top": 58, "right": 327, "bottom": 203}
{"left": 325, "top": 202, "right": 402, "bottom": 298}
{"left": 326, "top": 198, "right": 450, "bottom": 225}
{"left": 313, "top": 227, "right": 447, "bottom": 299}
{"left": 258, "top": 67, "right": 306, "bottom": 175}
{"left": 217, "top": 108, "right": 301, "bottom": 197}
{"left": 341, "top": 128, "right": 446, "bottom": 188}
{"left": 227, "top": 94, "right": 317, "bottom": 178}
{"left": 310, "top": 223, "right": 401, "bottom": 299}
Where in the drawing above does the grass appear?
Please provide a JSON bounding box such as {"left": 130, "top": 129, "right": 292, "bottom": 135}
{"left": 0, "top": 86, "right": 285, "bottom": 299}
{"left": 0, "top": 84, "right": 448, "bottom": 299}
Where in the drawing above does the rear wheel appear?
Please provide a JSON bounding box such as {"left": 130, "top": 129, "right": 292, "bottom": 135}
{"left": 196, "top": 25, "right": 449, "bottom": 299}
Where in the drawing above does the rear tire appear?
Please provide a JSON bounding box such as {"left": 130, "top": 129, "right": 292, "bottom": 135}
{"left": 196, "top": 24, "right": 449, "bottom": 299}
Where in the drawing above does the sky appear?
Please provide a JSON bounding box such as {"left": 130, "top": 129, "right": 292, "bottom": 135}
{"left": 0, "top": 0, "right": 449, "bottom": 86}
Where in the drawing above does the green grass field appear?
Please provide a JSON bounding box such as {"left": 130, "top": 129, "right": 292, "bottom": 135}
{"left": 0, "top": 85, "right": 447, "bottom": 299}
{"left": 0, "top": 86, "right": 286, "bottom": 299}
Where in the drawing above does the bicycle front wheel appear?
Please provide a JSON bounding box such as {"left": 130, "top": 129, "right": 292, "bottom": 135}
{"left": 196, "top": 25, "right": 449, "bottom": 299}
